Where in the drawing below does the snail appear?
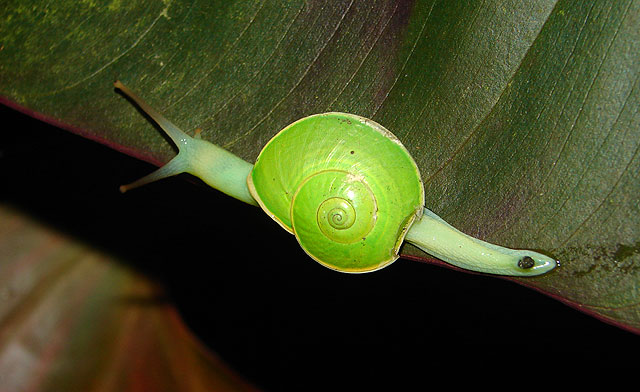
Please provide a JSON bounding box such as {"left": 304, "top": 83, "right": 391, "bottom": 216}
{"left": 114, "top": 81, "right": 558, "bottom": 276}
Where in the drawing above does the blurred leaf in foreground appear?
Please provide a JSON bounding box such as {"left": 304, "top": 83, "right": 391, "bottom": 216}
{"left": 0, "top": 204, "right": 256, "bottom": 392}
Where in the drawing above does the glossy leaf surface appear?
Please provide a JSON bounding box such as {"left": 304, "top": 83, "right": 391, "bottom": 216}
{"left": 1, "top": 0, "right": 638, "bottom": 336}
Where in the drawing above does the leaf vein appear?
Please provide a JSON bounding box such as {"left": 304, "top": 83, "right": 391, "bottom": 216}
{"left": 222, "top": 0, "right": 356, "bottom": 148}
{"left": 533, "top": 2, "right": 631, "bottom": 242}
{"left": 165, "top": 0, "right": 267, "bottom": 109}
{"left": 371, "top": 0, "right": 436, "bottom": 117}
{"left": 326, "top": 2, "right": 400, "bottom": 110}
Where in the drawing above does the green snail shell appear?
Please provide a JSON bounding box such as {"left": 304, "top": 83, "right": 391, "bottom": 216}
{"left": 247, "top": 113, "right": 425, "bottom": 273}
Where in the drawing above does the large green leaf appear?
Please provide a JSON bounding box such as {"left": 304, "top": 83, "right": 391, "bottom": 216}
{"left": 1, "top": 0, "right": 638, "bottom": 338}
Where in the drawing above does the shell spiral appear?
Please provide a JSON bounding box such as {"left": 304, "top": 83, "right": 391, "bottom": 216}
{"left": 248, "top": 113, "right": 424, "bottom": 273}
{"left": 293, "top": 170, "right": 377, "bottom": 248}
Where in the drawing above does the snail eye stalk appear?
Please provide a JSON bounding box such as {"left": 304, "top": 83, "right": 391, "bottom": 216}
{"left": 114, "top": 81, "right": 256, "bottom": 205}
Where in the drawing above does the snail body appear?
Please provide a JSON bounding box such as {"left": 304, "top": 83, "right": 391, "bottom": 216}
{"left": 115, "top": 81, "right": 557, "bottom": 276}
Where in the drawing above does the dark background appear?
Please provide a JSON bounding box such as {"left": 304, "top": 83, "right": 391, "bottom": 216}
{"left": 1, "top": 105, "right": 638, "bottom": 389}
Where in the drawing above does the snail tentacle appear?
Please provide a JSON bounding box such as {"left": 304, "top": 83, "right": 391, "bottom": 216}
{"left": 115, "top": 81, "right": 257, "bottom": 206}
{"left": 405, "top": 208, "right": 558, "bottom": 276}
{"left": 119, "top": 154, "right": 188, "bottom": 193}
